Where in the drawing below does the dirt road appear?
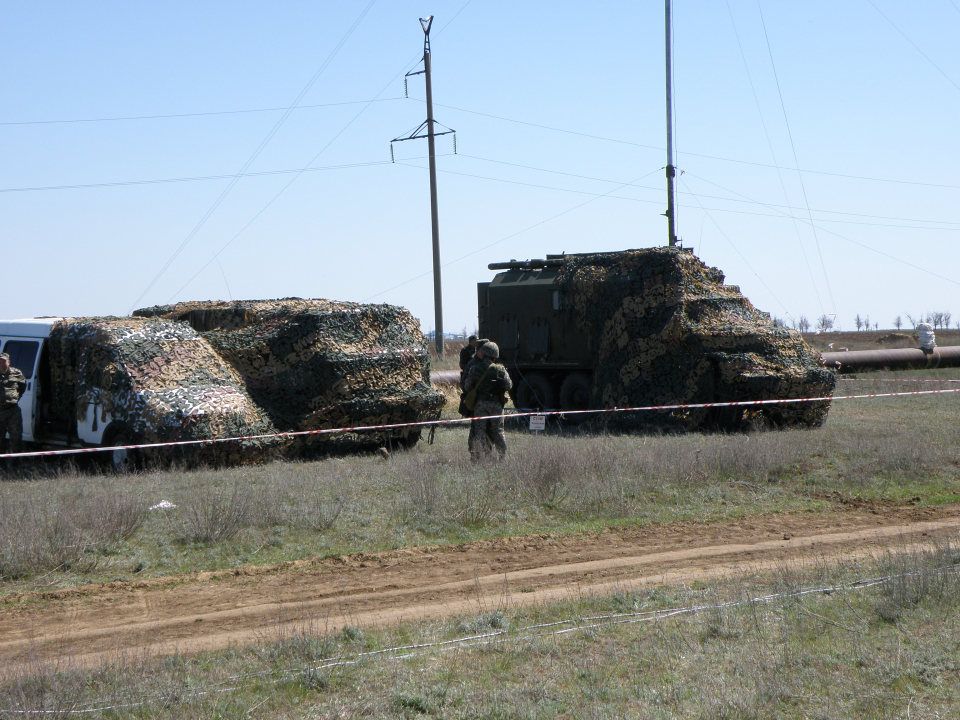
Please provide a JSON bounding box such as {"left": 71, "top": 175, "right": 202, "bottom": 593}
{"left": 2, "top": 502, "right": 958, "bottom": 669}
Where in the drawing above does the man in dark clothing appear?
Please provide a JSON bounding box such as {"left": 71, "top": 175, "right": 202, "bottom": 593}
{"left": 459, "top": 339, "right": 489, "bottom": 453}
{"left": 459, "top": 335, "right": 478, "bottom": 372}
{"left": 462, "top": 341, "right": 512, "bottom": 460}
{"left": 0, "top": 352, "right": 27, "bottom": 456}
{"left": 459, "top": 338, "right": 488, "bottom": 391}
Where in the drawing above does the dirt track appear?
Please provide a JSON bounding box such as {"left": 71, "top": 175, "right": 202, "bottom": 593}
{"left": 2, "top": 502, "right": 958, "bottom": 669}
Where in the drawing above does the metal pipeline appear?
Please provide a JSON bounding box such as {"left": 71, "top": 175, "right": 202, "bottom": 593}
{"left": 430, "top": 369, "right": 461, "bottom": 385}
{"left": 435, "top": 349, "right": 960, "bottom": 382}
{"left": 821, "top": 345, "right": 960, "bottom": 373}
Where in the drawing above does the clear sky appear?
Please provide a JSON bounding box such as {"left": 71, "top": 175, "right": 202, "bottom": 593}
{"left": 3, "top": 1, "right": 960, "bottom": 334}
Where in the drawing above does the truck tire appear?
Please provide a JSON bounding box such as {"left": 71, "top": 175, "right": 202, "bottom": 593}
{"left": 559, "top": 372, "right": 592, "bottom": 411}
{"left": 104, "top": 426, "right": 139, "bottom": 473}
{"left": 516, "top": 372, "right": 557, "bottom": 411}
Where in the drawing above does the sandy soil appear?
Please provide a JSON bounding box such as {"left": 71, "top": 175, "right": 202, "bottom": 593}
{"left": 2, "top": 501, "right": 958, "bottom": 669}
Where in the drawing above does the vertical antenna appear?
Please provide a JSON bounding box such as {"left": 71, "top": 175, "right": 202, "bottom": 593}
{"left": 391, "top": 16, "right": 456, "bottom": 359}
{"left": 664, "top": 0, "right": 678, "bottom": 247}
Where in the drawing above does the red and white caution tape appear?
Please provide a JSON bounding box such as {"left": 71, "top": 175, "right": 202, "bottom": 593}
{"left": 837, "top": 377, "right": 960, "bottom": 382}
{"left": 1, "top": 385, "right": 958, "bottom": 460}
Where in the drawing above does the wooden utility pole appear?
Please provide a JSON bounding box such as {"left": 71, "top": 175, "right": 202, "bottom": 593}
{"left": 391, "top": 17, "right": 455, "bottom": 357}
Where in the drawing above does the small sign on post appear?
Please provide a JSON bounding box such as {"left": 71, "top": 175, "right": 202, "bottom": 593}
{"left": 529, "top": 414, "right": 546, "bottom": 432}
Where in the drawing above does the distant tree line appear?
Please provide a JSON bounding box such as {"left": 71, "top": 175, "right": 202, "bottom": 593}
{"left": 779, "top": 311, "right": 957, "bottom": 333}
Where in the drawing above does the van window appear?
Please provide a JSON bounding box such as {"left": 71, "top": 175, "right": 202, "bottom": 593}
{"left": 3, "top": 340, "right": 39, "bottom": 379}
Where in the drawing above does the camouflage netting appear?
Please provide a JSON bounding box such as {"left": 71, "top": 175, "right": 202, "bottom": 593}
{"left": 134, "top": 298, "right": 445, "bottom": 454}
{"left": 557, "top": 248, "right": 835, "bottom": 430}
{"left": 47, "top": 317, "right": 278, "bottom": 464}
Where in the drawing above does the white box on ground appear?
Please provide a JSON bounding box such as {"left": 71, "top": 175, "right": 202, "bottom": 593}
{"left": 529, "top": 415, "right": 546, "bottom": 431}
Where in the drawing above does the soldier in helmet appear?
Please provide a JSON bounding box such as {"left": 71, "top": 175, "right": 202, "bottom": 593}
{"left": 462, "top": 341, "right": 512, "bottom": 460}
{"left": 0, "top": 352, "right": 26, "bottom": 457}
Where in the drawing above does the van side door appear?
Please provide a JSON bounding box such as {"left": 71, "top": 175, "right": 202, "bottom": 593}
{"left": 2, "top": 339, "right": 41, "bottom": 442}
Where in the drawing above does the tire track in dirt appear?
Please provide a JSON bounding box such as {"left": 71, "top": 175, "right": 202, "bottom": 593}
{"left": 1, "top": 505, "right": 958, "bottom": 669}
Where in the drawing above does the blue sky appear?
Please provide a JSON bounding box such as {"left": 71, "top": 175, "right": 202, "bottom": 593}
{"left": 3, "top": 1, "right": 960, "bottom": 334}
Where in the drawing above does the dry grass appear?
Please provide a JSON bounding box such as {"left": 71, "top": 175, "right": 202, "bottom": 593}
{"left": 428, "top": 339, "right": 468, "bottom": 372}
{"left": 2, "top": 369, "right": 960, "bottom": 587}
{"left": 0, "top": 479, "right": 147, "bottom": 579}
{"left": 2, "top": 542, "right": 958, "bottom": 718}
{"left": 2, "top": 369, "right": 960, "bottom": 716}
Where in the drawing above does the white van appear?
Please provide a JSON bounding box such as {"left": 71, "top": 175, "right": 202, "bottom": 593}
{"left": 0, "top": 318, "right": 114, "bottom": 446}
{"left": 0, "top": 316, "right": 274, "bottom": 470}
{"left": 1, "top": 319, "right": 122, "bottom": 466}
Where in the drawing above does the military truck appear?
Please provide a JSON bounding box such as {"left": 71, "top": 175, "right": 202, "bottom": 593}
{"left": 0, "top": 316, "right": 272, "bottom": 471}
{"left": 0, "top": 299, "right": 444, "bottom": 469}
{"left": 477, "top": 247, "right": 835, "bottom": 430}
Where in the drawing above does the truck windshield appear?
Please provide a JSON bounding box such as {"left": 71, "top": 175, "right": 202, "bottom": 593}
{"left": 3, "top": 340, "right": 39, "bottom": 379}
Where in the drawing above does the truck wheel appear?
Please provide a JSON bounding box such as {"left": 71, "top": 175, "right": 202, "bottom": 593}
{"left": 559, "top": 373, "right": 592, "bottom": 411}
{"left": 516, "top": 372, "right": 557, "bottom": 411}
{"left": 104, "top": 427, "right": 139, "bottom": 473}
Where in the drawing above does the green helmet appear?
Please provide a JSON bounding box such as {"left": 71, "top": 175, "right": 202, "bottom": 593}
{"left": 482, "top": 341, "right": 500, "bottom": 359}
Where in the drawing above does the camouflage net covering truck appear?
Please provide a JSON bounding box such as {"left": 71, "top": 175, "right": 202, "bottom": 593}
{"left": 0, "top": 298, "right": 443, "bottom": 468}
{"left": 478, "top": 247, "right": 835, "bottom": 430}
{"left": 134, "top": 298, "right": 445, "bottom": 455}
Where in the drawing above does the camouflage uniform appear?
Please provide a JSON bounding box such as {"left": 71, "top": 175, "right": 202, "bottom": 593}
{"left": 0, "top": 365, "right": 26, "bottom": 455}
{"left": 463, "top": 355, "right": 512, "bottom": 460}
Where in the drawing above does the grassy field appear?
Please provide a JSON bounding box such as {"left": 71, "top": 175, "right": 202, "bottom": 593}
{"left": 2, "top": 368, "right": 960, "bottom": 592}
{"left": 428, "top": 339, "right": 470, "bottom": 372}
{"left": 3, "top": 367, "right": 960, "bottom": 717}
{"left": 2, "top": 542, "right": 958, "bottom": 718}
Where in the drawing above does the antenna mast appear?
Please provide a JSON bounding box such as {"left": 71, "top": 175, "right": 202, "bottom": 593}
{"left": 664, "top": 0, "right": 678, "bottom": 247}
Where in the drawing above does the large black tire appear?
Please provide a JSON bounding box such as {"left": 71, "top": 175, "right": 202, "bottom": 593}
{"left": 103, "top": 426, "right": 139, "bottom": 473}
{"left": 515, "top": 372, "right": 557, "bottom": 411}
{"left": 559, "top": 372, "right": 592, "bottom": 411}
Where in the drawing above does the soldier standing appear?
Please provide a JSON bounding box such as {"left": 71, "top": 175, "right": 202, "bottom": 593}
{"left": 462, "top": 341, "right": 512, "bottom": 461}
{"left": 459, "top": 339, "right": 488, "bottom": 455}
{"left": 459, "top": 335, "right": 479, "bottom": 399}
{"left": 0, "top": 352, "right": 26, "bottom": 457}
{"left": 459, "top": 335, "right": 478, "bottom": 373}
{"left": 459, "top": 338, "right": 487, "bottom": 391}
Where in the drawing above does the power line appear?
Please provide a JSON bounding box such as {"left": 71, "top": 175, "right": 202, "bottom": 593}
{"left": 7, "top": 149, "right": 960, "bottom": 232}
{"left": 725, "top": 0, "right": 824, "bottom": 317}
{"left": 0, "top": 159, "right": 404, "bottom": 193}
{"left": 168, "top": 87, "right": 410, "bottom": 304}
{"left": 757, "top": 0, "right": 837, "bottom": 316}
{"left": 0, "top": 98, "right": 404, "bottom": 127}
{"left": 363, "top": 168, "right": 665, "bottom": 302}
{"left": 453, "top": 153, "right": 960, "bottom": 227}
{"left": 679, "top": 177, "right": 789, "bottom": 315}
{"left": 129, "top": 0, "right": 378, "bottom": 313}
{"left": 425, "top": 99, "right": 960, "bottom": 191}
{"left": 683, "top": 171, "right": 960, "bottom": 288}
{"left": 167, "top": 0, "right": 476, "bottom": 304}
{"left": 867, "top": 0, "right": 960, "bottom": 95}
{"left": 12, "top": 97, "right": 960, "bottom": 195}
{"left": 404, "top": 155, "right": 960, "bottom": 232}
